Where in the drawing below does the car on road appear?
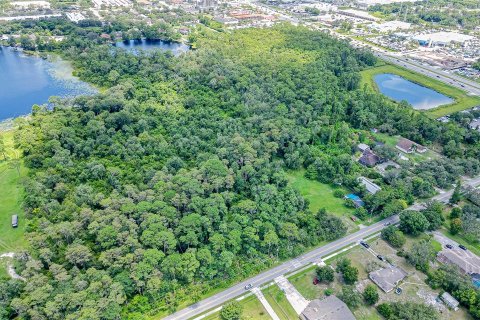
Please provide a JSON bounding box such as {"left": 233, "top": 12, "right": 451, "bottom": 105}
{"left": 436, "top": 75, "right": 440, "bottom": 78}
{"left": 244, "top": 284, "right": 253, "bottom": 290}
{"left": 446, "top": 244, "right": 453, "bottom": 249}
{"left": 384, "top": 222, "right": 391, "bottom": 226}
{"left": 350, "top": 216, "right": 357, "bottom": 222}
{"left": 459, "top": 245, "right": 467, "bottom": 251}
{"left": 360, "top": 241, "right": 370, "bottom": 249}
{"left": 377, "top": 255, "right": 385, "bottom": 261}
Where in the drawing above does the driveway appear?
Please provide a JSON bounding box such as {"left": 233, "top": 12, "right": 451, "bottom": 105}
{"left": 274, "top": 276, "right": 309, "bottom": 314}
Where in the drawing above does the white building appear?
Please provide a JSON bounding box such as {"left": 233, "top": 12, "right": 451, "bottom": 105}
{"left": 413, "top": 32, "right": 475, "bottom": 47}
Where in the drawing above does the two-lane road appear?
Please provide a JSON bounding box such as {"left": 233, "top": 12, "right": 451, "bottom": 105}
{"left": 162, "top": 214, "right": 399, "bottom": 320}
{"left": 163, "top": 176, "right": 480, "bottom": 320}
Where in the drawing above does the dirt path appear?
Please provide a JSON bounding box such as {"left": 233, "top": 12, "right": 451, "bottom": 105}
{"left": 0, "top": 252, "right": 26, "bottom": 281}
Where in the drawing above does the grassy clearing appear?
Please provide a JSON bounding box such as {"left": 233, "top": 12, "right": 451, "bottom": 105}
{"left": 200, "top": 294, "right": 271, "bottom": 320}
{"left": 287, "top": 170, "right": 354, "bottom": 217}
{"left": 372, "top": 132, "right": 441, "bottom": 163}
{"left": 360, "top": 64, "right": 480, "bottom": 118}
{"left": 0, "top": 130, "right": 27, "bottom": 254}
{"left": 262, "top": 284, "right": 298, "bottom": 320}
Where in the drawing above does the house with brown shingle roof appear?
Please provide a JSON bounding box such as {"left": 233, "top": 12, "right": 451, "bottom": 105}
{"left": 395, "top": 138, "right": 427, "bottom": 154}
{"left": 358, "top": 149, "right": 380, "bottom": 167}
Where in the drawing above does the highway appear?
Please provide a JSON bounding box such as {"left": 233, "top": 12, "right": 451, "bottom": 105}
{"left": 372, "top": 52, "right": 480, "bottom": 96}
{"left": 249, "top": 0, "right": 480, "bottom": 99}
{"left": 162, "top": 215, "right": 399, "bottom": 320}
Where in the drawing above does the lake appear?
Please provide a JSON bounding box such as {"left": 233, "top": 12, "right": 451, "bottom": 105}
{"left": 114, "top": 39, "right": 190, "bottom": 56}
{"left": 0, "top": 46, "right": 96, "bottom": 121}
{"left": 374, "top": 73, "right": 454, "bottom": 110}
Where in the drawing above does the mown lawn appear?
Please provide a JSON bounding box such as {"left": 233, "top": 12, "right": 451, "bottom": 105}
{"left": 200, "top": 294, "right": 271, "bottom": 320}
{"left": 360, "top": 64, "right": 480, "bottom": 118}
{"left": 262, "top": 284, "right": 298, "bottom": 320}
{"left": 287, "top": 170, "right": 354, "bottom": 217}
{"left": 0, "top": 130, "right": 28, "bottom": 254}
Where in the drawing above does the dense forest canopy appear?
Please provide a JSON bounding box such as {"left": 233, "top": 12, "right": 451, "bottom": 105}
{"left": 1, "top": 24, "right": 480, "bottom": 319}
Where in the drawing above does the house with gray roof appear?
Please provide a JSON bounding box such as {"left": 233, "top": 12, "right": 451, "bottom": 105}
{"left": 437, "top": 249, "right": 480, "bottom": 275}
{"left": 359, "top": 176, "right": 381, "bottom": 195}
{"left": 369, "top": 266, "right": 407, "bottom": 293}
{"left": 300, "top": 295, "right": 356, "bottom": 320}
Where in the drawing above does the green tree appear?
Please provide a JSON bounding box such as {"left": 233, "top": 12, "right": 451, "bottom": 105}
{"left": 407, "top": 239, "right": 436, "bottom": 272}
{"left": 220, "top": 301, "right": 243, "bottom": 320}
{"left": 400, "top": 210, "right": 430, "bottom": 236}
{"left": 450, "top": 218, "right": 462, "bottom": 235}
{"left": 381, "top": 225, "right": 406, "bottom": 248}
{"left": 343, "top": 265, "right": 359, "bottom": 285}
{"left": 316, "top": 266, "right": 334, "bottom": 283}
{"left": 339, "top": 286, "right": 362, "bottom": 309}
{"left": 363, "top": 284, "right": 379, "bottom": 305}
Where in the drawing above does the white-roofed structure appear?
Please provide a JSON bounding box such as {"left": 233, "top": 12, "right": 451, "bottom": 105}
{"left": 413, "top": 32, "right": 475, "bottom": 47}
{"left": 370, "top": 21, "right": 412, "bottom": 32}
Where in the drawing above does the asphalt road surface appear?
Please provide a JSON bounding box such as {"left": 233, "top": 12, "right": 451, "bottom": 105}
{"left": 163, "top": 176, "right": 480, "bottom": 320}
{"left": 162, "top": 214, "right": 399, "bottom": 320}
{"left": 373, "top": 52, "right": 480, "bottom": 96}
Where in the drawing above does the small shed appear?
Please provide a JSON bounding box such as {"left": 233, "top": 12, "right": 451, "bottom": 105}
{"left": 441, "top": 292, "right": 459, "bottom": 311}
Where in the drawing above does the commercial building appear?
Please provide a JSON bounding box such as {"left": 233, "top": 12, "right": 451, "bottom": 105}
{"left": 413, "top": 32, "right": 475, "bottom": 47}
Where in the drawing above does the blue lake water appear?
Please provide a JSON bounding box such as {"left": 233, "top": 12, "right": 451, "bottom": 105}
{"left": 114, "top": 39, "right": 190, "bottom": 56}
{"left": 0, "top": 46, "right": 96, "bottom": 121}
{"left": 374, "top": 73, "right": 454, "bottom": 110}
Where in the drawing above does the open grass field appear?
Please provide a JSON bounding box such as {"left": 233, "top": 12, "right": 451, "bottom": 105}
{"left": 287, "top": 170, "right": 354, "bottom": 217}
{"left": 360, "top": 64, "right": 480, "bottom": 118}
{"left": 200, "top": 294, "right": 271, "bottom": 320}
{"left": 262, "top": 284, "right": 298, "bottom": 320}
{"left": 0, "top": 130, "right": 28, "bottom": 254}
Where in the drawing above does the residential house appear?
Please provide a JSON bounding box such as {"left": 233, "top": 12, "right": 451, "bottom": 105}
{"left": 359, "top": 176, "right": 381, "bottom": 195}
{"left": 437, "top": 249, "right": 480, "bottom": 275}
{"left": 359, "top": 149, "right": 380, "bottom": 167}
{"left": 369, "top": 266, "right": 407, "bottom": 293}
{"left": 300, "top": 295, "right": 356, "bottom": 320}
{"left": 357, "top": 143, "right": 370, "bottom": 153}
{"left": 395, "top": 138, "right": 427, "bottom": 154}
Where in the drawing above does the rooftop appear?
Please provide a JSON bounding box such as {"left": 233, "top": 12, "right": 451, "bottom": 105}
{"left": 413, "top": 32, "right": 475, "bottom": 44}
{"left": 300, "top": 295, "right": 356, "bottom": 320}
{"left": 437, "top": 249, "right": 480, "bottom": 275}
{"left": 369, "top": 266, "right": 407, "bottom": 292}
{"left": 359, "top": 176, "right": 381, "bottom": 194}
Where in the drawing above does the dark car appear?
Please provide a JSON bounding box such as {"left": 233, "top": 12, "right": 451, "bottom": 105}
{"left": 446, "top": 244, "right": 453, "bottom": 249}
{"left": 459, "top": 245, "right": 467, "bottom": 251}
{"left": 377, "top": 255, "right": 385, "bottom": 261}
{"left": 245, "top": 284, "right": 253, "bottom": 290}
{"left": 360, "top": 241, "right": 370, "bottom": 249}
{"left": 313, "top": 278, "right": 319, "bottom": 285}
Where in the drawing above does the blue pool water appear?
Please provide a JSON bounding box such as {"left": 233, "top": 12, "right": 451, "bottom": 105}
{"left": 374, "top": 73, "right": 454, "bottom": 110}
